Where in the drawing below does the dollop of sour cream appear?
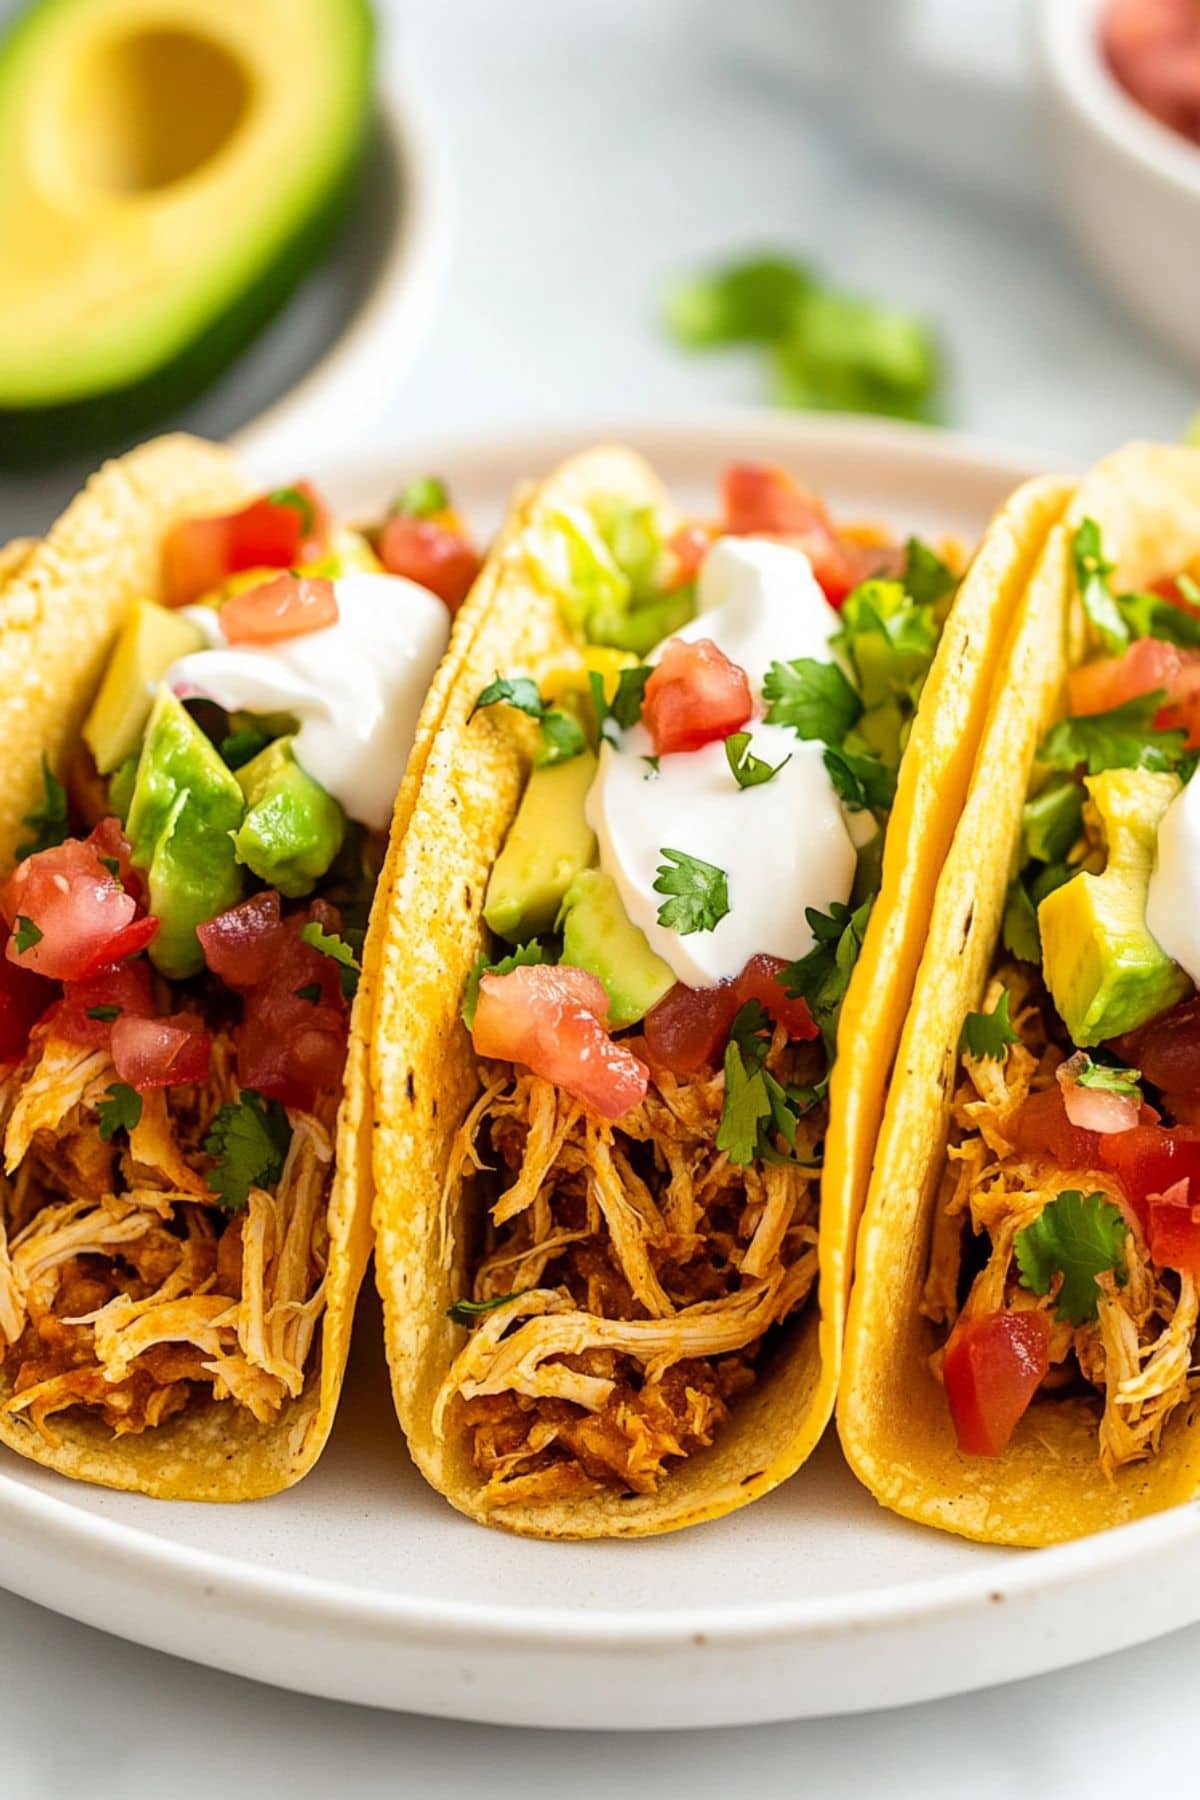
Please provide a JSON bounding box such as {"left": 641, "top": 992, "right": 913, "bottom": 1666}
{"left": 167, "top": 572, "right": 451, "bottom": 832}
{"left": 1147, "top": 771, "right": 1200, "bottom": 981}
{"left": 585, "top": 537, "right": 858, "bottom": 987}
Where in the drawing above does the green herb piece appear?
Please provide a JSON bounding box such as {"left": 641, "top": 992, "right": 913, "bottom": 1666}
{"left": 1115, "top": 588, "right": 1200, "bottom": 650}
{"left": 716, "top": 1001, "right": 808, "bottom": 1167}
{"left": 268, "top": 486, "right": 316, "bottom": 536}
{"left": 97, "top": 1082, "right": 142, "bottom": 1142}
{"left": 221, "top": 726, "right": 271, "bottom": 771}
{"left": 772, "top": 287, "right": 941, "bottom": 422}
{"left": 902, "top": 537, "right": 957, "bottom": 605}
{"left": 591, "top": 500, "right": 663, "bottom": 602}
{"left": 588, "top": 589, "right": 694, "bottom": 656}
{"left": 1014, "top": 1190, "right": 1128, "bottom": 1326}
{"left": 642, "top": 755, "right": 661, "bottom": 778}
{"left": 1002, "top": 878, "right": 1041, "bottom": 965}
{"left": 13, "top": 916, "right": 42, "bottom": 955}
{"left": 447, "top": 1292, "right": 524, "bottom": 1326}
{"left": 823, "top": 745, "right": 897, "bottom": 812}
{"left": 461, "top": 941, "right": 551, "bottom": 1030}
{"left": 959, "top": 989, "right": 1019, "bottom": 1061}
{"left": 589, "top": 664, "right": 651, "bottom": 748}
{"left": 663, "top": 255, "right": 813, "bottom": 347}
{"left": 98, "top": 856, "right": 122, "bottom": 881}
{"left": 763, "top": 657, "right": 862, "bottom": 742}
{"left": 294, "top": 983, "right": 322, "bottom": 1004}
{"left": 1073, "top": 1056, "right": 1142, "bottom": 1101}
{"left": 15, "top": 758, "right": 68, "bottom": 862}
{"left": 1039, "top": 693, "right": 1188, "bottom": 775}
{"left": 204, "top": 1089, "right": 293, "bottom": 1214}
{"left": 836, "top": 578, "right": 940, "bottom": 711}
{"left": 85, "top": 1004, "right": 121, "bottom": 1023}
{"left": 1022, "top": 778, "right": 1084, "bottom": 865}
{"left": 1072, "top": 518, "right": 1129, "bottom": 656}
{"left": 469, "top": 674, "right": 546, "bottom": 722}
{"left": 781, "top": 897, "right": 873, "bottom": 1055}
{"left": 391, "top": 475, "right": 449, "bottom": 519}
{"left": 534, "top": 710, "right": 588, "bottom": 768}
{"left": 524, "top": 506, "right": 630, "bottom": 633}
{"left": 653, "top": 848, "right": 730, "bottom": 936}
{"left": 299, "top": 920, "right": 361, "bottom": 998}
{"left": 724, "top": 731, "right": 792, "bottom": 791}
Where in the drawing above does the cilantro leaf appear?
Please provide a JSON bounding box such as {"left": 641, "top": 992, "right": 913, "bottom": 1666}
{"left": 653, "top": 848, "right": 730, "bottom": 936}
{"left": 959, "top": 989, "right": 1019, "bottom": 1061}
{"left": 1021, "top": 778, "right": 1084, "bottom": 865}
{"left": 391, "top": 475, "right": 449, "bottom": 520}
{"left": 724, "top": 731, "right": 791, "bottom": 791}
{"left": 662, "top": 255, "right": 813, "bottom": 348}
{"left": 13, "top": 916, "right": 42, "bottom": 955}
{"left": 642, "top": 755, "right": 660, "bottom": 778}
{"left": 294, "top": 982, "right": 322, "bottom": 1004}
{"left": 469, "top": 674, "right": 545, "bottom": 722}
{"left": 836, "top": 579, "right": 940, "bottom": 709}
{"left": 763, "top": 657, "right": 862, "bottom": 742}
{"left": 1039, "top": 694, "right": 1188, "bottom": 775}
{"left": 902, "top": 537, "right": 957, "bottom": 604}
{"left": 1071, "top": 518, "right": 1129, "bottom": 656}
{"left": 204, "top": 1090, "right": 293, "bottom": 1214}
{"left": 716, "top": 1001, "right": 815, "bottom": 1168}
{"left": 461, "top": 941, "right": 551, "bottom": 1029}
{"left": 299, "top": 920, "right": 361, "bottom": 998}
{"left": 1074, "top": 1056, "right": 1142, "bottom": 1101}
{"left": 589, "top": 665, "right": 651, "bottom": 748}
{"left": 85, "top": 1004, "right": 121, "bottom": 1023}
{"left": 268, "top": 485, "right": 316, "bottom": 536}
{"left": 1014, "top": 1190, "right": 1128, "bottom": 1326}
{"left": 781, "top": 897, "right": 873, "bottom": 1055}
{"left": 1115, "top": 588, "right": 1200, "bottom": 650}
{"left": 823, "top": 745, "right": 896, "bottom": 812}
{"left": 97, "top": 1082, "right": 142, "bottom": 1142}
{"left": 534, "top": 709, "right": 588, "bottom": 768}
{"left": 447, "top": 1291, "right": 525, "bottom": 1326}
{"left": 15, "top": 758, "right": 68, "bottom": 862}
{"left": 1002, "top": 878, "right": 1041, "bottom": 965}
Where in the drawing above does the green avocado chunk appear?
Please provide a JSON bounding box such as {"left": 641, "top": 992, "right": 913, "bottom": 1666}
{"left": 559, "top": 869, "right": 674, "bottom": 1029}
{"left": 1039, "top": 768, "right": 1191, "bottom": 1046}
{"left": 234, "top": 737, "right": 346, "bottom": 899}
{"left": 126, "top": 687, "right": 245, "bottom": 978}
{"left": 484, "top": 751, "right": 597, "bottom": 943}
{"left": 83, "top": 600, "right": 207, "bottom": 775}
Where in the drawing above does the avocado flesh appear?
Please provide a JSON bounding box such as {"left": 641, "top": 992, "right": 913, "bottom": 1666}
{"left": 235, "top": 737, "right": 346, "bottom": 900}
{"left": 484, "top": 753, "right": 598, "bottom": 944}
{"left": 559, "top": 869, "right": 674, "bottom": 1029}
{"left": 83, "top": 600, "right": 207, "bottom": 775}
{"left": 127, "top": 688, "right": 245, "bottom": 978}
{"left": 1039, "top": 768, "right": 1191, "bottom": 1047}
{"left": 0, "top": 0, "right": 373, "bottom": 466}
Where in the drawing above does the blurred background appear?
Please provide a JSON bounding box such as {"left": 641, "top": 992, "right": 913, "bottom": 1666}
{"left": 2, "top": 0, "right": 1199, "bottom": 544}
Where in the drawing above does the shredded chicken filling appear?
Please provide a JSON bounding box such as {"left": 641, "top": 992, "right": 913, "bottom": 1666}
{"left": 923, "top": 962, "right": 1197, "bottom": 1474}
{"left": 0, "top": 1026, "right": 332, "bottom": 1440}
{"left": 437, "top": 1026, "right": 823, "bottom": 1506}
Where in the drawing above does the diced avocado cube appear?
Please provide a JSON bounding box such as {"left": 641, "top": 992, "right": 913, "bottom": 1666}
{"left": 484, "top": 751, "right": 597, "bottom": 943}
{"left": 1039, "top": 768, "right": 1191, "bottom": 1046}
{"left": 234, "top": 737, "right": 346, "bottom": 899}
{"left": 559, "top": 868, "right": 674, "bottom": 1029}
{"left": 127, "top": 688, "right": 245, "bottom": 978}
{"left": 83, "top": 600, "right": 207, "bottom": 774}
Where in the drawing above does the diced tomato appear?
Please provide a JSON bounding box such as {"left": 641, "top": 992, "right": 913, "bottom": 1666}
{"left": 735, "top": 953, "right": 818, "bottom": 1041}
{"left": 643, "top": 980, "right": 740, "bottom": 1076}
{"left": 378, "top": 514, "right": 481, "bottom": 613}
{"left": 85, "top": 817, "right": 141, "bottom": 903}
{"left": 473, "top": 963, "right": 648, "bottom": 1119}
{"left": 719, "top": 463, "right": 882, "bottom": 606}
{"left": 943, "top": 1309, "right": 1052, "bottom": 1457}
{"left": 51, "top": 961, "right": 156, "bottom": 1050}
{"left": 1138, "top": 1177, "right": 1200, "bottom": 1277}
{"left": 73, "top": 914, "right": 158, "bottom": 980}
{"left": 111, "top": 1012, "right": 212, "bottom": 1090}
{"left": 162, "top": 481, "right": 329, "bottom": 607}
{"left": 1103, "top": 0, "right": 1200, "bottom": 143}
{"left": 1113, "top": 995, "right": 1200, "bottom": 1108}
{"left": 197, "top": 891, "right": 283, "bottom": 986}
{"left": 664, "top": 524, "right": 714, "bottom": 591}
{"left": 1, "top": 837, "right": 141, "bottom": 983}
{"left": 1011, "top": 1083, "right": 1104, "bottom": 1169}
{"left": 0, "top": 949, "right": 54, "bottom": 1063}
{"left": 220, "top": 573, "right": 338, "bottom": 645}
{"left": 1099, "top": 1122, "right": 1200, "bottom": 1230}
{"left": 642, "top": 637, "right": 753, "bottom": 756}
{"left": 1067, "top": 636, "right": 1200, "bottom": 748}
{"left": 233, "top": 899, "right": 348, "bottom": 1111}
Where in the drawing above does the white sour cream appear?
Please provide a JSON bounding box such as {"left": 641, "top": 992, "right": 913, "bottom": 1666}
{"left": 167, "top": 573, "right": 450, "bottom": 831}
{"left": 585, "top": 537, "right": 858, "bottom": 986}
{"left": 1147, "top": 772, "right": 1200, "bottom": 981}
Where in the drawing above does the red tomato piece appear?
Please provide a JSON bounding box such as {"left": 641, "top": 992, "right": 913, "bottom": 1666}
{"left": 162, "top": 482, "right": 329, "bottom": 606}
{"left": 643, "top": 980, "right": 740, "bottom": 1076}
{"left": 1140, "top": 1179, "right": 1200, "bottom": 1277}
{"left": 85, "top": 817, "right": 141, "bottom": 902}
{"left": 735, "top": 953, "right": 818, "bottom": 1041}
{"left": 1, "top": 838, "right": 141, "bottom": 983}
{"left": 220, "top": 573, "right": 338, "bottom": 645}
{"left": 378, "top": 515, "right": 482, "bottom": 613}
{"left": 233, "top": 901, "right": 348, "bottom": 1111}
{"left": 473, "top": 963, "right": 648, "bottom": 1120}
{"left": 943, "top": 1309, "right": 1052, "bottom": 1457}
{"left": 1067, "top": 637, "right": 1200, "bottom": 747}
{"left": 73, "top": 914, "right": 158, "bottom": 981}
{"left": 52, "top": 961, "right": 156, "bottom": 1050}
{"left": 0, "top": 949, "right": 54, "bottom": 1063}
{"left": 719, "top": 463, "right": 879, "bottom": 606}
{"left": 1099, "top": 1122, "right": 1200, "bottom": 1228}
{"left": 1113, "top": 995, "right": 1200, "bottom": 1105}
{"left": 197, "top": 891, "right": 284, "bottom": 987}
{"left": 642, "top": 637, "right": 753, "bottom": 756}
{"left": 1011, "top": 1084, "right": 1104, "bottom": 1170}
{"left": 111, "top": 1013, "right": 212, "bottom": 1090}
{"left": 664, "top": 524, "right": 715, "bottom": 591}
{"left": 1103, "top": 0, "right": 1200, "bottom": 143}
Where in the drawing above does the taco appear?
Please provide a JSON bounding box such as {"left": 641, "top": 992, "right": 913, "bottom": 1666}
{"left": 0, "top": 434, "right": 486, "bottom": 1499}
{"left": 371, "top": 447, "right": 1070, "bottom": 1537}
{"left": 840, "top": 441, "right": 1200, "bottom": 1547}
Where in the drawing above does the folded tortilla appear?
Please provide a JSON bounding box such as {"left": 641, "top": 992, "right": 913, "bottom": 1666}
{"left": 371, "top": 445, "right": 1071, "bottom": 1537}
{"left": 840, "top": 442, "right": 1200, "bottom": 1547}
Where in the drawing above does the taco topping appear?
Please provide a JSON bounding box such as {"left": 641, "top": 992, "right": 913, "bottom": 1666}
{"left": 0, "top": 475, "right": 475, "bottom": 1439}
{"left": 440, "top": 466, "right": 962, "bottom": 1505}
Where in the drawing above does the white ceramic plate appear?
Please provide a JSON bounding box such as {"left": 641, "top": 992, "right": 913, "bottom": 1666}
{"left": 6, "top": 413, "right": 1200, "bottom": 1734}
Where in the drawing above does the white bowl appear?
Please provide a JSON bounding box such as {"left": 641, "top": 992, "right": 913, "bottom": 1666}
{"left": 1037, "top": 0, "right": 1200, "bottom": 369}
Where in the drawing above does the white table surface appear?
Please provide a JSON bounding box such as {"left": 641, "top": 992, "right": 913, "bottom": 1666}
{"left": 4, "top": 0, "right": 1200, "bottom": 1790}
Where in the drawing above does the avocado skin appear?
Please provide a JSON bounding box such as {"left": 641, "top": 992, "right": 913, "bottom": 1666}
{"left": 0, "top": 0, "right": 375, "bottom": 470}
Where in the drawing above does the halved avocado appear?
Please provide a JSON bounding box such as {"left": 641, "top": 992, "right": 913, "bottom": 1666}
{"left": 0, "top": 0, "right": 374, "bottom": 467}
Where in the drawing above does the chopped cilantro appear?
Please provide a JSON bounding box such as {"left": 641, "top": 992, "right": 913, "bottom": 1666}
{"left": 1115, "top": 588, "right": 1200, "bottom": 650}
{"left": 642, "top": 755, "right": 661, "bottom": 779}
{"left": 762, "top": 657, "right": 862, "bottom": 742}
{"left": 268, "top": 486, "right": 316, "bottom": 536}
{"left": 653, "top": 848, "right": 729, "bottom": 936}
{"left": 391, "top": 475, "right": 449, "bottom": 519}
{"left": 716, "top": 1001, "right": 808, "bottom": 1168}
{"left": 294, "top": 983, "right": 322, "bottom": 1004}
{"left": 447, "top": 1291, "right": 524, "bottom": 1326}
{"left": 97, "top": 1082, "right": 142, "bottom": 1143}
{"left": 1074, "top": 1056, "right": 1142, "bottom": 1101}
{"left": 781, "top": 897, "right": 873, "bottom": 1056}
{"left": 13, "top": 915, "right": 42, "bottom": 955}
{"left": 1021, "top": 778, "right": 1084, "bottom": 864}
{"left": 589, "top": 664, "right": 651, "bottom": 747}
{"left": 902, "top": 537, "right": 957, "bottom": 605}
{"left": 823, "top": 744, "right": 896, "bottom": 812}
{"left": 299, "top": 920, "right": 360, "bottom": 998}
{"left": 1014, "top": 1189, "right": 1128, "bottom": 1326}
{"left": 1002, "top": 878, "right": 1041, "bottom": 965}
{"left": 1039, "top": 693, "right": 1188, "bottom": 775}
{"left": 85, "top": 1004, "right": 121, "bottom": 1023}
{"left": 534, "top": 709, "right": 588, "bottom": 768}
{"left": 1071, "top": 518, "right": 1129, "bottom": 656}
{"left": 204, "top": 1089, "right": 293, "bottom": 1214}
{"left": 98, "top": 855, "right": 122, "bottom": 881}
{"left": 724, "top": 731, "right": 792, "bottom": 791}
{"left": 15, "top": 758, "right": 68, "bottom": 862}
{"left": 469, "top": 674, "right": 545, "bottom": 722}
{"left": 461, "top": 941, "right": 551, "bottom": 1029}
{"left": 836, "top": 578, "right": 940, "bottom": 710}
{"left": 959, "top": 989, "right": 1019, "bottom": 1061}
